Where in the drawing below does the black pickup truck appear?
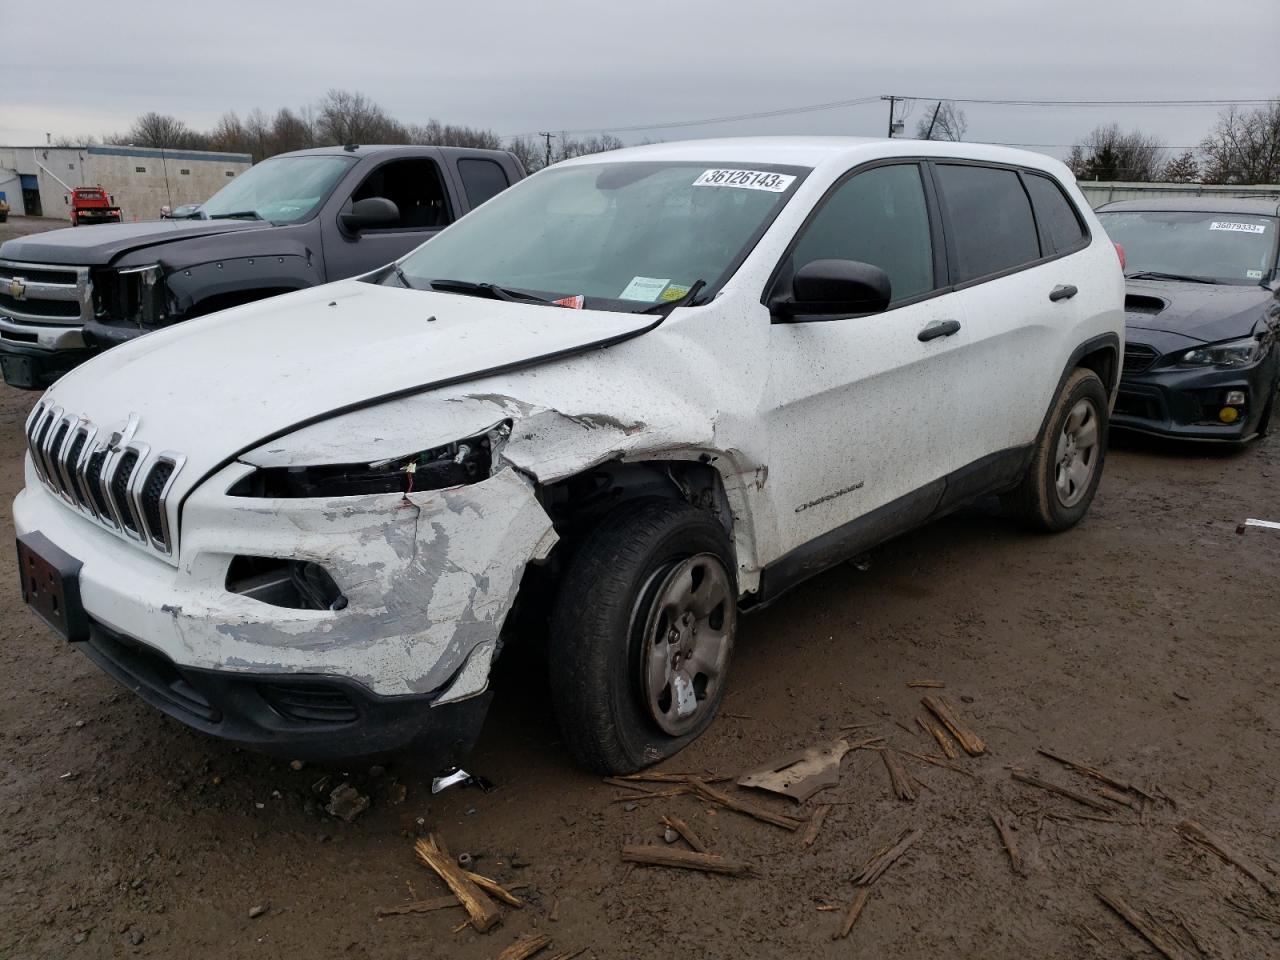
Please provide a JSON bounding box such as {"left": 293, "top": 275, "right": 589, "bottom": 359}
{"left": 0, "top": 144, "right": 525, "bottom": 389}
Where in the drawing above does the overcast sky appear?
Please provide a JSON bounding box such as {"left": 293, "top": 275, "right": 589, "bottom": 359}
{"left": 2, "top": 0, "right": 1277, "bottom": 161}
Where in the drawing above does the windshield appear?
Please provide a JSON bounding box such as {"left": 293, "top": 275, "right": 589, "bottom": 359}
{"left": 199, "top": 155, "right": 357, "bottom": 223}
{"left": 396, "top": 161, "right": 807, "bottom": 311}
{"left": 1099, "top": 210, "right": 1278, "bottom": 285}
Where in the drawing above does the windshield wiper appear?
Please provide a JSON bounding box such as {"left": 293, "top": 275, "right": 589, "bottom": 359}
{"left": 208, "top": 210, "right": 264, "bottom": 221}
{"left": 636, "top": 279, "right": 707, "bottom": 318}
{"left": 393, "top": 265, "right": 419, "bottom": 290}
{"left": 428, "top": 278, "right": 552, "bottom": 304}
{"left": 1126, "top": 270, "right": 1216, "bottom": 284}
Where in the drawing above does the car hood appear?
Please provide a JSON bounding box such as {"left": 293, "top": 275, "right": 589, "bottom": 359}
{"left": 0, "top": 218, "right": 272, "bottom": 266}
{"left": 38, "top": 279, "right": 660, "bottom": 502}
{"left": 1123, "top": 279, "right": 1275, "bottom": 343}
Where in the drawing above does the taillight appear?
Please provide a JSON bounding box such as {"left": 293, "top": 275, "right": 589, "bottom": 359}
{"left": 1113, "top": 242, "right": 1126, "bottom": 271}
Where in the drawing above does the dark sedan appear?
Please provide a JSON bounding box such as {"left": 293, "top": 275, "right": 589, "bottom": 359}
{"left": 1097, "top": 198, "right": 1280, "bottom": 443}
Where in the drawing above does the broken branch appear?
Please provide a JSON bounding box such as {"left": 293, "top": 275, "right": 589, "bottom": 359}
{"left": 989, "top": 811, "right": 1026, "bottom": 876}
{"left": 496, "top": 933, "right": 552, "bottom": 960}
{"left": 833, "top": 887, "right": 871, "bottom": 940}
{"left": 1011, "top": 769, "right": 1115, "bottom": 814}
{"left": 801, "top": 804, "right": 830, "bottom": 849}
{"left": 921, "top": 696, "right": 985, "bottom": 755}
{"left": 1175, "top": 820, "right": 1277, "bottom": 895}
{"left": 852, "top": 828, "right": 922, "bottom": 886}
{"left": 1037, "top": 748, "right": 1154, "bottom": 801}
{"left": 620, "top": 845, "right": 750, "bottom": 876}
{"left": 880, "top": 748, "right": 920, "bottom": 801}
{"left": 689, "top": 779, "right": 805, "bottom": 831}
{"left": 1096, "top": 886, "right": 1191, "bottom": 960}
{"left": 906, "top": 679, "right": 946, "bottom": 688}
{"left": 375, "top": 895, "right": 462, "bottom": 918}
{"left": 464, "top": 871, "right": 525, "bottom": 908}
{"left": 898, "top": 749, "right": 977, "bottom": 779}
{"left": 413, "top": 835, "right": 502, "bottom": 933}
{"left": 660, "top": 814, "right": 708, "bottom": 854}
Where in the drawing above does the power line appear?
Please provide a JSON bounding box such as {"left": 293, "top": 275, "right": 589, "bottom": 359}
{"left": 894, "top": 95, "right": 1278, "bottom": 107}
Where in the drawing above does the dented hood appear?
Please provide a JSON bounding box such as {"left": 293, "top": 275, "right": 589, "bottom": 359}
{"left": 39, "top": 279, "right": 659, "bottom": 500}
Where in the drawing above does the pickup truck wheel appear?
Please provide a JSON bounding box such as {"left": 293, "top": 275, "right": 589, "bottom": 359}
{"left": 1003, "top": 367, "right": 1109, "bottom": 532}
{"left": 548, "top": 499, "right": 737, "bottom": 774}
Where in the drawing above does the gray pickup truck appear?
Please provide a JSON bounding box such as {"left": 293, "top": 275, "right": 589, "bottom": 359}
{"left": 0, "top": 144, "right": 525, "bottom": 389}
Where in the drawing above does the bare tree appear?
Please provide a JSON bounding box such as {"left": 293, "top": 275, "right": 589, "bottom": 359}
{"left": 127, "top": 112, "right": 205, "bottom": 149}
{"left": 269, "top": 107, "right": 315, "bottom": 156}
{"left": 405, "top": 119, "right": 501, "bottom": 150}
{"left": 1159, "top": 150, "right": 1200, "bottom": 183}
{"left": 915, "top": 102, "right": 967, "bottom": 142}
{"left": 1067, "top": 124, "right": 1165, "bottom": 181}
{"left": 314, "top": 89, "right": 405, "bottom": 145}
{"left": 51, "top": 134, "right": 99, "bottom": 147}
{"left": 1199, "top": 101, "right": 1280, "bottom": 184}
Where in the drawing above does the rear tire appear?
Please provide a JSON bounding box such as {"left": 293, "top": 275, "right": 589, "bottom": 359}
{"left": 548, "top": 499, "right": 737, "bottom": 774}
{"left": 1004, "top": 368, "right": 1109, "bottom": 532}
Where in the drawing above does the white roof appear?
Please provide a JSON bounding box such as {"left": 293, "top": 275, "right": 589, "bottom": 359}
{"left": 559, "top": 135, "right": 1071, "bottom": 179}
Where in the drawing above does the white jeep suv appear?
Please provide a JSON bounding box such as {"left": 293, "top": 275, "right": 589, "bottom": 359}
{"left": 13, "top": 137, "right": 1123, "bottom": 773}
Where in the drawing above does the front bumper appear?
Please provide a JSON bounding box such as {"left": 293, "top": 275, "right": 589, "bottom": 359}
{"left": 0, "top": 318, "right": 91, "bottom": 389}
{"left": 13, "top": 458, "right": 558, "bottom": 758}
{"left": 1114, "top": 356, "right": 1277, "bottom": 442}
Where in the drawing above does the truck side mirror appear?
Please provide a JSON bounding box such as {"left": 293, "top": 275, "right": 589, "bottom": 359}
{"left": 341, "top": 197, "right": 399, "bottom": 233}
{"left": 64, "top": 195, "right": 69, "bottom": 205}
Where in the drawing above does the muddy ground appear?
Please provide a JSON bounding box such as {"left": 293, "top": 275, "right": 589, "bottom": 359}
{"left": 1, "top": 216, "right": 1278, "bottom": 959}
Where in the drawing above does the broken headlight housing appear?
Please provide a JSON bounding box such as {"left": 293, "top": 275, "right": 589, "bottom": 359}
{"left": 1178, "top": 336, "right": 1265, "bottom": 368}
{"left": 92, "top": 263, "right": 170, "bottom": 327}
{"left": 229, "top": 423, "right": 510, "bottom": 499}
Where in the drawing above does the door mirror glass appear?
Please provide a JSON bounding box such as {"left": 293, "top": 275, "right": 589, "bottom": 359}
{"left": 341, "top": 196, "right": 400, "bottom": 233}
{"left": 776, "top": 259, "right": 892, "bottom": 320}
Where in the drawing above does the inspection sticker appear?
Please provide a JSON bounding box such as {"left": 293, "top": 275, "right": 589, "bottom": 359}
{"left": 620, "top": 276, "right": 670, "bottom": 301}
{"left": 1210, "top": 221, "right": 1266, "bottom": 234}
{"left": 693, "top": 169, "right": 796, "bottom": 192}
{"left": 1247, "top": 269, "right": 1264, "bottom": 279}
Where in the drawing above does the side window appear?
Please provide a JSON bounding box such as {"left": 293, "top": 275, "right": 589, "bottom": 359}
{"left": 934, "top": 164, "right": 1041, "bottom": 283}
{"left": 458, "top": 158, "right": 510, "bottom": 209}
{"left": 350, "top": 158, "right": 451, "bottom": 230}
{"left": 790, "top": 164, "right": 935, "bottom": 302}
{"left": 1023, "top": 173, "right": 1086, "bottom": 254}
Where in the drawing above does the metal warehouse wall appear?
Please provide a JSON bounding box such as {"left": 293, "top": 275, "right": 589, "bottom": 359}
{"left": 1077, "top": 180, "right": 1280, "bottom": 208}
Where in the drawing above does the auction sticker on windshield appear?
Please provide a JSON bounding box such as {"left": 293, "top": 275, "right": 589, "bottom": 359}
{"left": 1210, "top": 221, "right": 1266, "bottom": 234}
{"left": 693, "top": 169, "right": 796, "bottom": 192}
{"left": 620, "top": 276, "right": 671, "bottom": 301}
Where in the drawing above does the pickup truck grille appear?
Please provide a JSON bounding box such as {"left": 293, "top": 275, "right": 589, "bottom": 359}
{"left": 24, "top": 402, "right": 186, "bottom": 558}
{"left": 0, "top": 259, "right": 93, "bottom": 328}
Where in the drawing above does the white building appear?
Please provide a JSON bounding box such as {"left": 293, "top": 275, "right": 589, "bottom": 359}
{"left": 0, "top": 144, "right": 252, "bottom": 221}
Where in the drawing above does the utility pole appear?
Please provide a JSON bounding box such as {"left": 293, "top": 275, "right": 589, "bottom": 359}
{"left": 538, "top": 132, "right": 554, "bottom": 169}
{"left": 883, "top": 96, "right": 897, "bottom": 138}
{"left": 924, "top": 101, "right": 942, "bottom": 141}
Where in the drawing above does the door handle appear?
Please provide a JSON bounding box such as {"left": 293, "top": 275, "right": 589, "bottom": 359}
{"left": 1049, "top": 284, "right": 1078, "bottom": 302}
{"left": 918, "top": 319, "right": 961, "bottom": 342}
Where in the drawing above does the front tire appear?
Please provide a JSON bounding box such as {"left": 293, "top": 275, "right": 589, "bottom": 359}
{"left": 1004, "top": 368, "right": 1109, "bottom": 532}
{"left": 548, "top": 499, "right": 737, "bottom": 774}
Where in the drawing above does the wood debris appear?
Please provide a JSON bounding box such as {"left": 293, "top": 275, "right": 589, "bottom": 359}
{"left": 916, "top": 714, "right": 960, "bottom": 758}
{"left": 1011, "top": 769, "right": 1116, "bottom": 814}
{"left": 613, "top": 771, "right": 726, "bottom": 784}
{"left": 921, "top": 696, "right": 985, "bottom": 755}
{"left": 1175, "top": 820, "right": 1277, "bottom": 894}
{"left": 880, "top": 748, "right": 920, "bottom": 801}
{"left": 1094, "top": 785, "right": 1142, "bottom": 811}
{"left": 609, "top": 786, "right": 689, "bottom": 803}
{"left": 543, "top": 950, "right": 588, "bottom": 960}
{"left": 1036, "top": 748, "right": 1155, "bottom": 801}
{"left": 989, "top": 811, "right": 1026, "bottom": 876}
{"left": 689, "top": 779, "right": 805, "bottom": 831}
{"left": 375, "top": 895, "right": 462, "bottom": 918}
{"left": 801, "top": 804, "right": 830, "bottom": 848}
{"left": 466, "top": 872, "right": 525, "bottom": 908}
{"left": 660, "top": 814, "right": 708, "bottom": 853}
{"left": 496, "top": 932, "right": 552, "bottom": 960}
{"left": 852, "top": 828, "right": 923, "bottom": 885}
{"left": 1096, "top": 886, "right": 1192, "bottom": 960}
{"left": 1171, "top": 909, "right": 1210, "bottom": 957}
{"left": 906, "top": 679, "right": 945, "bottom": 688}
{"left": 620, "top": 845, "right": 750, "bottom": 876}
{"left": 414, "top": 835, "right": 502, "bottom": 933}
{"left": 832, "top": 887, "right": 871, "bottom": 940}
{"left": 737, "top": 738, "right": 852, "bottom": 802}
{"left": 899, "top": 749, "right": 977, "bottom": 779}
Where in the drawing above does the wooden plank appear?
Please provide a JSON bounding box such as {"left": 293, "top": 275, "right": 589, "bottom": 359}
{"left": 689, "top": 779, "right": 804, "bottom": 831}
{"left": 832, "top": 887, "right": 871, "bottom": 940}
{"left": 801, "top": 804, "right": 830, "bottom": 848}
{"left": 1011, "top": 769, "right": 1115, "bottom": 813}
{"left": 661, "top": 814, "right": 708, "bottom": 854}
{"left": 1096, "top": 886, "right": 1191, "bottom": 960}
{"left": 852, "top": 828, "right": 922, "bottom": 885}
{"left": 916, "top": 714, "right": 960, "bottom": 759}
{"left": 496, "top": 933, "right": 552, "bottom": 960}
{"left": 880, "top": 748, "right": 919, "bottom": 801}
{"left": 620, "top": 845, "right": 750, "bottom": 876}
{"left": 375, "top": 895, "right": 462, "bottom": 918}
{"left": 921, "top": 696, "right": 985, "bottom": 755}
{"left": 989, "top": 811, "right": 1026, "bottom": 876}
{"left": 1037, "top": 748, "right": 1155, "bottom": 801}
{"left": 1175, "top": 820, "right": 1277, "bottom": 894}
{"left": 414, "top": 835, "right": 502, "bottom": 933}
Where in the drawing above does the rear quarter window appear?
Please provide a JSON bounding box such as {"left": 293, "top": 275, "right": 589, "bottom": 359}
{"left": 1024, "top": 173, "right": 1087, "bottom": 254}
{"left": 458, "top": 158, "right": 510, "bottom": 209}
{"left": 935, "top": 164, "right": 1041, "bottom": 283}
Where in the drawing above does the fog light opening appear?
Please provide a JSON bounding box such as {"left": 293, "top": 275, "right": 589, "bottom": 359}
{"left": 1219, "top": 407, "right": 1240, "bottom": 424}
{"left": 226, "top": 556, "right": 348, "bottom": 611}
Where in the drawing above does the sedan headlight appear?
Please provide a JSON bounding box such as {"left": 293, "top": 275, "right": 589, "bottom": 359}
{"left": 1179, "top": 336, "right": 1265, "bottom": 368}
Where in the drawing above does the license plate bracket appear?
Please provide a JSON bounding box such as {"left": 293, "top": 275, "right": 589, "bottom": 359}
{"left": 17, "top": 531, "right": 89, "bottom": 642}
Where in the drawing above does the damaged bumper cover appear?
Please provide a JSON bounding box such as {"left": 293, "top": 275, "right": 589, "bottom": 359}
{"left": 12, "top": 457, "right": 557, "bottom": 758}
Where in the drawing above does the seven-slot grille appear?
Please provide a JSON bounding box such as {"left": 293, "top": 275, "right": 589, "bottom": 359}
{"left": 0, "top": 260, "right": 93, "bottom": 327}
{"left": 24, "top": 402, "right": 186, "bottom": 557}
{"left": 1122, "top": 342, "right": 1159, "bottom": 375}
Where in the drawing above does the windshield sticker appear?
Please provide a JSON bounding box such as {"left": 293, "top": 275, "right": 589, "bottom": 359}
{"left": 620, "top": 276, "right": 670, "bottom": 301}
{"left": 693, "top": 169, "right": 796, "bottom": 193}
{"left": 1247, "top": 269, "right": 1264, "bottom": 279}
{"left": 1210, "top": 221, "right": 1266, "bottom": 234}
{"left": 660, "top": 284, "right": 691, "bottom": 302}
{"left": 552, "top": 294, "right": 585, "bottom": 309}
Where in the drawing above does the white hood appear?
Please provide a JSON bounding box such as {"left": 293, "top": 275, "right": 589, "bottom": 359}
{"left": 41, "top": 279, "right": 657, "bottom": 500}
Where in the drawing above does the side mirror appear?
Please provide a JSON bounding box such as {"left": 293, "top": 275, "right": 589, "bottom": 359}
{"left": 774, "top": 259, "right": 892, "bottom": 321}
{"left": 340, "top": 197, "right": 399, "bottom": 233}
{"left": 64, "top": 195, "right": 69, "bottom": 205}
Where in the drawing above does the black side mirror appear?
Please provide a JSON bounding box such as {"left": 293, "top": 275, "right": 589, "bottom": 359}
{"left": 774, "top": 259, "right": 892, "bottom": 321}
{"left": 341, "top": 197, "right": 400, "bottom": 233}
